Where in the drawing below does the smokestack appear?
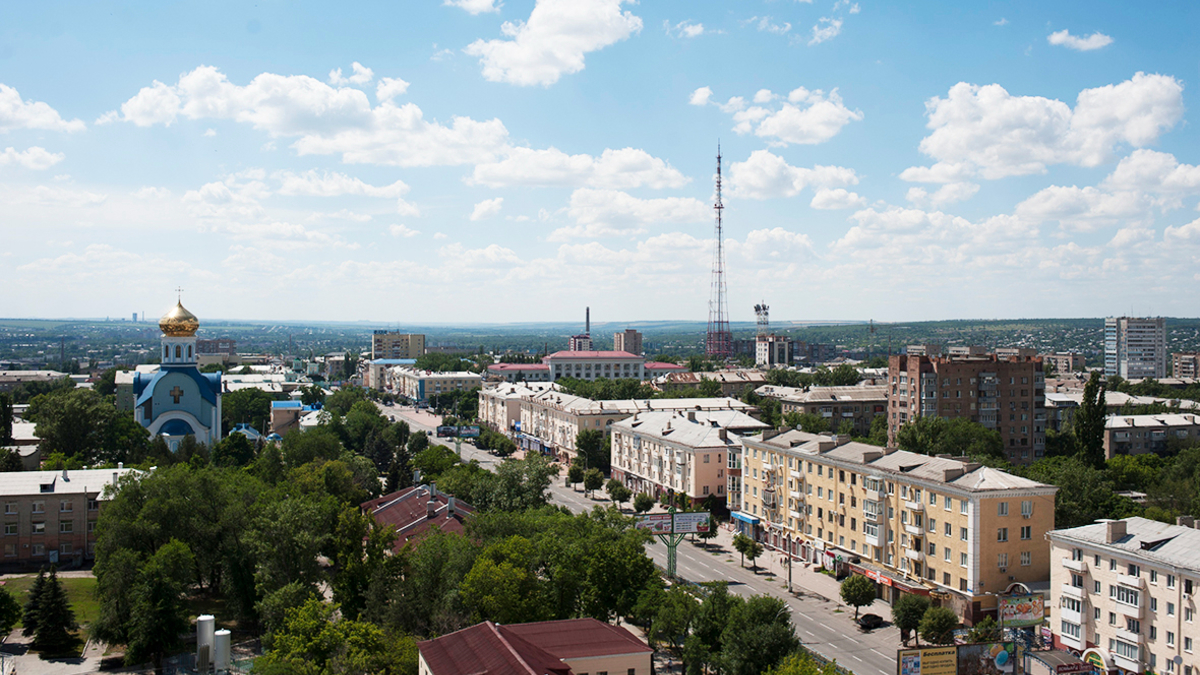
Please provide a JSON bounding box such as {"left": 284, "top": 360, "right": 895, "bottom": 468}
{"left": 586, "top": 307, "right": 590, "bottom": 335}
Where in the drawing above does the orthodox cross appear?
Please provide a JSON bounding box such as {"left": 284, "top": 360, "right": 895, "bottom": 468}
{"left": 169, "top": 386, "right": 184, "bottom": 404}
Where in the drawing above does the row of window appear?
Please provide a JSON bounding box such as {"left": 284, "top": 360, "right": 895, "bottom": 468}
{"left": 3, "top": 542, "right": 88, "bottom": 558}
{"left": 1068, "top": 548, "right": 1196, "bottom": 592}
{"left": 4, "top": 499, "right": 98, "bottom": 514}
{"left": 4, "top": 521, "right": 94, "bottom": 535}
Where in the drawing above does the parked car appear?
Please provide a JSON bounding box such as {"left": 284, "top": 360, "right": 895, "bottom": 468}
{"left": 857, "top": 614, "right": 883, "bottom": 630}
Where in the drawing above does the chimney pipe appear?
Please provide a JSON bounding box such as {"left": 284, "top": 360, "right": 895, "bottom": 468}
{"left": 427, "top": 499, "right": 437, "bottom": 519}
{"left": 586, "top": 307, "right": 590, "bottom": 335}
{"left": 1104, "top": 519, "right": 1127, "bottom": 543}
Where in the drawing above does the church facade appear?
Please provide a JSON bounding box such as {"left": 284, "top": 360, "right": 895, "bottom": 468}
{"left": 131, "top": 300, "right": 222, "bottom": 449}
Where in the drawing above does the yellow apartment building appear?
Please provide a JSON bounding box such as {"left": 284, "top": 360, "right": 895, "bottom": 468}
{"left": 734, "top": 429, "right": 1057, "bottom": 624}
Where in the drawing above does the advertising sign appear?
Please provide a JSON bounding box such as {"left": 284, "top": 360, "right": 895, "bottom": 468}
{"left": 998, "top": 594, "right": 1044, "bottom": 628}
{"left": 898, "top": 647, "right": 957, "bottom": 675}
{"left": 673, "top": 512, "right": 711, "bottom": 534}
{"left": 458, "top": 426, "right": 481, "bottom": 438}
{"left": 635, "top": 514, "right": 673, "bottom": 534}
{"left": 436, "top": 426, "right": 455, "bottom": 438}
{"left": 957, "top": 643, "right": 1015, "bottom": 675}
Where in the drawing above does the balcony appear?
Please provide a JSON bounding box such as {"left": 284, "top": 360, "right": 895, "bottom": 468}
{"left": 905, "top": 500, "right": 923, "bottom": 512}
{"left": 1061, "top": 607, "right": 1082, "bottom": 625}
{"left": 1115, "top": 628, "right": 1142, "bottom": 645}
{"left": 1061, "top": 583, "right": 1085, "bottom": 600}
{"left": 1112, "top": 653, "right": 1142, "bottom": 674}
{"left": 905, "top": 524, "right": 923, "bottom": 536}
{"left": 1117, "top": 573, "right": 1144, "bottom": 588}
{"left": 790, "top": 509, "right": 803, "bottom": 520}
{"left": 762, "top": 490, "right": 777, "bottom": 508}
{"left": 905, "top": 548, "right": 924, "bottom": 562}
{"left": 790, "top": 469, "right": 802, "bottom": 479}
{"left": 862, "top": 511, "right": 880, "bottom": 523}
{"left": 1062, "top": 558, "right": 1087, "bottom": 573}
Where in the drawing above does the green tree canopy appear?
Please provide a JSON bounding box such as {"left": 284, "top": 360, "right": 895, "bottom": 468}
{"left": 891, "top": 594, "right": 930, "bottom": 645}
{"left": 839, "top": 574, "right": 877, "bottom": 619}
{"left": 895, "top": 416, "right": 1005, "bottom": 464}
{"left": 918, "top": 606, "right": 959, "bottom": 645}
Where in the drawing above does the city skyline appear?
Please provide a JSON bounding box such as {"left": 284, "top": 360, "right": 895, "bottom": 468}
{"left": 2, "top": 1, "right": 1199, "bottom": 323}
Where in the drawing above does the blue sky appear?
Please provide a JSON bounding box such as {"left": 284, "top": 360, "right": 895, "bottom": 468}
{"left": 2, "top": 1, "right": 1199, "bottom": 324}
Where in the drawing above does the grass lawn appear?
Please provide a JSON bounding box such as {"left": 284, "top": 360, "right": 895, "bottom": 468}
{"left": 2, "top": 575, "right": 99, "bottom": 628}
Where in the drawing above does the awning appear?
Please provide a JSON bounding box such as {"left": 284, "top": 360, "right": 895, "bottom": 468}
{"left": 730, "top": 511, "right": 760, "bottom": 524}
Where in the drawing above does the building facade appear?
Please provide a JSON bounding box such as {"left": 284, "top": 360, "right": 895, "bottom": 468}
{"left": 1106, "top": 317, "right": 1167, "bottom": 380}
{"left": 887, "top": 353, "right": 1047, "bottom": 464}
{"left": 371, "top": 331, "right": 426, "bottom": 360}
{"left": 1042, "top": 352, "right": 1086, "bottom": 374}
{"left": 654, "top": 370, "right": 769, "bottom": 396}
{"left": 613, "top": 329, "right": 643, "bottom": 356}
{"left": 485, "top": 363, "right": 551, "bottom": 382}
{"left": 1048, "top": 517, "right": 1200, "bottom": 675}
{"left": 568, "top": 334, "right": 593, "bottom": 351}
{"left": 1173, "top": 353, "right": 1200, "bottom": 379}
{"left": 736, "top": 430, "right": 1057, "bottom": 624}
{"left": 544, "top": 350, "right": 644, "bottom": 381}
{"left": 757, "top": 335, "right": 790, "bottom": 368}
{"left": 386, "top": 367, "right": 482, "bottom": 402}
{"left": 1104, "top": 414, "right": 1200, "bottom": 458}
{"left": 477, "top": 382, "right": 559, "bottom": 435}
{"left": 610, "top": 410, "right": 768, "bottom": 505}
{"left": 196, "top": 338, "right": 236, "bottom": 355}
{"left": 777, "top": 385, "right": 889, "bottom": 437}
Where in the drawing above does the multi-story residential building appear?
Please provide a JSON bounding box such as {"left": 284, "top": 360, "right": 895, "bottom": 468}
{"left": 906, "top": 345, "right": 943, "bottom": 357}
{"left": 995, "top": 348, "right": 1038, "bottom": 358}
{"left": 568, "top": 334, "right": 593, "bottom": 351}
{"left": 1041, "top": 352, "right": 1085, "bottom": 374}
{"left": 735, "top": 430, "right": 1057, "bottom": 623}
{"left": 887, "top": 353, "right": 1047, "bottom": 464}
{"left": 364, "top": 358, "right": 416, "bottom": 389}
{"left": 757, "top": 335, "right": 790, "bottom": 368}
{"left": 371, "top": 331, "right": 426, "bottom": 360}
{"left": 1173, "top": 353, "right": 1200, "bottom": 379}
{"left": 544, "top": 350, "right": 644, "bottom": 382}
{"left": 653, "top": 370, "right": 769, "bottom": 396}
{"left": 477, "top": 382, "right": 559, "bottom": 435}
{"left": 1106, "top": 317, "right": 1167, "bottom": 380}
{"left": 1104, "top": 414, "right": 1200, "bottom": 458}
{"left": 1048, "top": 517, "right": 1200, "bottom": 675}
{"left": 386, "top": 367, "right": 482, "bottom": 402}
{"left": 776, "top": 385, "right": 888, "bottom": 437}
{"left": 196, "top": 338, "right": 236, "bottom": 355}
{"left": 950, "top": 346, "right": 990, "bottom": 357}
{"left": 613, "top": 329, "right": 643, "bottom": 356}
{"left": 517, "top": 390, "right": 756, "bottom": 462}
{"left": 610, "top": 410, "right": 768, "bottom": 506}
{"left": 485, "top": 363, "right": 552, "bottom": 383}
{"left": 1045, "top": 392, "right": 1200, "bottom": 432}
{"left": 0, "top": 468, "right": 138, "bottom": 568}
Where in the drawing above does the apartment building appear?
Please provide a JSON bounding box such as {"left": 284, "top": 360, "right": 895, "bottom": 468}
{"left": 1173, "top": 353, "right": 1200, "bottom": 379}
{"left": 654, "top": 370, "right": 769, "bottom": 396}
{"left": 1045, "top": 392, "right": 1200, "bottom": 432}
{"left": 485, "top": 363, "right": 551, "bottom": 383}
{"left": 1104, "top": 414, "right": 1200, "bottom": 458}
{"left": 1048, "top": 517, "right": 1200, "bottom": 675}
{"left": 364, "top": 358, "right": 415, "bottom": 389}
{"left": 0, "top": 468, "right": 138, "bottom": 569}
{"left": 1043, "top": 353, "right": 1086, "bottom": 374}
{"left": 776, "top": 385, "right": 888, "bottom": 437}
{"left": 1106, "top": 317, "right": 1167, "bottom": 380}
{"left": 610, "top": 410, "right": 768, "bottom": 506}
{"left": 517, "top": 389, "right": 756, "bottom": 462}
{"left": 477, "top": 382, "right": 559, "bottom": 435}
{"left": 887, "top": 353, "right": 1047, "bottom": 464}
{"left": 735, "top": 430, "right": 1057, "bottom": 623}
{"left": 386, "top": 367, "right": 481, "bottom": 402}
{"left": 371, "top": 331, "right": 425, "bottom": 360}
{"left": 757, "top": 335, "right": 790, "bottom": 368}
{"left": 613, "top": 329, "right": 643, "bottom": 356}
{"left": 544, "top": 350, "right": 645, "bottom": 382}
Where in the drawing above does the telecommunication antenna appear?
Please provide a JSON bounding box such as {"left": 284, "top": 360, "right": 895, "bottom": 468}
{"left": 705, "top": 144, "right": 732, "bottom": 359}
{"left": 755, "top": 303, "right": 770, "bottom": 338}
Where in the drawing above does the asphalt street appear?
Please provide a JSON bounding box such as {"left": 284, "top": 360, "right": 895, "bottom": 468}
{"left": 381, "top": 402, "right": 901, "bottom": 675}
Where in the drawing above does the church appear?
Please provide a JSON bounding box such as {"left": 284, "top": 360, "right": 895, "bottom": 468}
{"left": 131, "top": 299, "right": 223, "bottom": 449}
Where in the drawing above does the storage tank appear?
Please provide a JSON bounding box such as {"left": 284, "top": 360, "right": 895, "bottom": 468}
{"left": 214, "top": 629, "right": 232, "bottom": 672}
{"left": 197, "top": 615, "right": 216, "bottom": 671}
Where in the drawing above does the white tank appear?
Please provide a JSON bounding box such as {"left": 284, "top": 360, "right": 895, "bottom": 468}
{"left": 214, "top": 629, "right": 232, "bottom": 672}
{"left": 197, "top": 614, "right": 216, "bottom": 671}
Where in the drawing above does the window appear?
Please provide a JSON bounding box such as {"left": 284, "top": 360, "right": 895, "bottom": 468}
{"left": 1168, "top": 574, "right": 1176, "bottom": 588}
{"left": 997, "top": 528, "right": 1008, "bottom": 542}
{"left": 960, "top": 527, "right": 968, "bottom": 541}
{"left": 1151, "top": 597, "right": 1158, "bottom": 612}
{"left": 32, "top": 501, "right": 44, "bottom": 514}
{"left": 1168, "top": 631, "right": 1176, "bottom": 646}
{"left": 1109, "top": 558, "right": 1117, "bottom": 571}
{"left": 1187, "top": 607, "right": 1194, "bottom": 622}
{"left": 998, "top": 502, "right": 1009, "bottom": 516}
{"left": 944, "top": 496, "right": 952, "bottom": 510}
{"left": 1168, "top": 602, "right": 1176, "bottom": 616}
{"left": 1071, "top": 573, "right": 1084, "bottom": 588}
{"left": 1128, "top": 563, "right": 1140, "bottom": 577}
{"left": 1108, "top": 612, "right": 1116, "bottom": 625}
{"left": 32, "top": 544, "right": 43, "bottom": 556}
{"left": 60, "top": 500, "right": 72, "bottom": 513}
{"left": 1020, "top": 551, "right": 1031, "bottom": 566}
{"left": 3, "top": 503, "right": 14, "bottom": 515}
{"left": 1113, "top": 585, "right": 1140, "bottom": 607}
{"left": 2, "top": 544, "right": 12, "bottom": 558}
{"left": 1110, "top": 638, "right": 1139, "bottom": 661}
{"left": 87, "top": 521, "right": 95, "bottom": 534}
{"left": 1020, "top": 526, "right": 1031, "bottom": 540}
{"left": 997, "top": 553, "right": 1008, "bottom": 568}
{"left": 59, "top": 543, "right": 71, "bottom": 555}
{"left": 1187, "top": 636, "right": 1194, "bottom": 652}
{"left": 1061, "top": 621, "right": 1081, "bottom": 639}
{"left": 961, "top": 552, "right": 968, "bottom": 567}
{"left": 960, "top": 499, "right": 968, "bottom": 514}
{"left": 1151, "top": 570, "right": 1158, "bottom": 584}
{"left": 1125, "top": 617, "right": 1139, "bottom": 633}
{"left": 32, "top": 522, "right": 44, "bottom": 535}
{"left": 1094, "top": 580, "right": 1101, "bottom": 594}
{"left": 2, "top": 524, "right": 14, "bottom": 536}
{"left": 1063, "top": 597, "right": 1082, "bottom": 612}
{"left": 944, "top": 522, "right": 951, "bottom": 536}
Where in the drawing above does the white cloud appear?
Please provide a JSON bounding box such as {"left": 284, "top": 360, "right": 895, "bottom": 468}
{"left": 809, "top": 17, "right": 843, "bottom": 45}
{"left": 470, "top": 197, "right": 504, "bottom": 221}
{"left": 0, "top": 146, "right": 64, "bottom": 170}
{"left": 719, "top": 97, "right": 747, "bottom": 114}
{"left": 665, "top": 20, "right": 705, "bottom": 38}
{"left": 389, "top": 224, "right": 420, "bottom": 237}
{"left": 433, "top": 232, "right": 448, "bottom": 239}
{"left": 376, "top": 77, "right": 410, "bottom": 102}
{"left": 438, "top": 242, "right": 521, "bottom": 267}
{"left": 994, "top": 18, "right": 1009, "bottom": 26}
{"left": 329, "top": 62, "right": 375, "bottom": 86}
{"left": 905, "top": 182, "right": 980, "bottom": 208}
{"left": 132, "top": 186, "right": 172, "bottom": 199}
{"left": 275, "top": 170, "right": 410, "bottom": 198}
{"left": 735, "top": 227, "right": 814, "bottom": 262}
{"left": 8, "top": 185, "right": 107, "bottom": 207}
{"left": 1014, "top": 185, "right": 1149, "bottom": 232}
{"left": 309, "top": 209, "right": 372, "bottom": 222}
{"left": 548, "top": 188, "right": 709, "bottom": 240}
{"left": 1047, "top": 29, "right": 1113, "bottom": 51}
{"left": 205, "top": 220, "right": 353, "bottom": 250}
{"left": 753, "top": 89, "right": 776, "bottom": 104}
{"left": 445, "top": 0, "right": 501, "bottom": 14}
{"left": 810, "top": 187, "right": 865, "bottom": 210}
{"left": 747, "top": 16, "right": 791, "bottom": 35}
{"left": 470, "top": 146, "right": 688, "bottom": 189}
{"left": 1101, "top": 149, "right": 1200, "bottom": 198}
{"left": 726, "top": 87, "right": 863, "bottom": 146}
{"left": 0, "top": 84, "right": 86, "bottom": 133}
{"left": 728, "top": 149, "right": 859, "bottom": 200}
{"left": 111, "top": 66, "right": 509, "bottom": 167}
{"left": 898, "top": 162, "right": 972, "bottom": 184}
{"left": 203, "top": 128, "right": 217, "bottom": 137}
{"left": 904, "top": 73, "right": 1184, "bottom": 181}
{"left": 464, "top": 0, "right": 643, "bottom": 87}
{"left": 689, "top": 86, "right": 713, "bottom": 106}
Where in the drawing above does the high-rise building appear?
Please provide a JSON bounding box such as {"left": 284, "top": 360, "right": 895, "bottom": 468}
{"left": 1105, "top": 317, "right": 1166, "bottom": 379}
{"left": 755, "top": 335, "right": 789, "bottom": 367}
{"left": 371, "top": 331, "right": 425, "bottom": 360}
{"left": 887, "top": 352, "right": 1047, "bottom": 464}
{"left": 1172, "top": 352, "right": 1200, "bottom": 379}
{"left": 612, "top": 329, "right": 642, "bottom": 356}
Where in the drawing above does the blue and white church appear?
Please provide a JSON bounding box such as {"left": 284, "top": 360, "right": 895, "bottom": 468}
{"left": 132, "top": 299, "right": 222, "bottom": 449}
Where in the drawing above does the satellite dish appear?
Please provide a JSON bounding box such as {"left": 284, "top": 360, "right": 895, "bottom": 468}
{"left": 1174, "top": 656, "right": 1184, "bottom": 666}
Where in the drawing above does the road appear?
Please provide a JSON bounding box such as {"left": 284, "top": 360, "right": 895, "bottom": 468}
{"left": 380, "top": 403, "right": 901, "bottom": 675}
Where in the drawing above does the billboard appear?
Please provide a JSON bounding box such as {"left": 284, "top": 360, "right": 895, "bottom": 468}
{"left": 998, "top": 594, "right": 1044, "bottom": 628}
{"left": 957, "top": 643, "right": 1015, "bottom": 675}
{"left": 436, "top": 426, "right": 456, "bottom": 437}
{"left": 635, "top": 514, "right": 673, "bottom": 534}
{"left": 458, "top": 425, "right": 481, "bottom": 438}
{"left": 899, "top": 647, "right": 957, "bottom": 675}
{"left": 673, "top": 512, "right": 712, "bottom": 534}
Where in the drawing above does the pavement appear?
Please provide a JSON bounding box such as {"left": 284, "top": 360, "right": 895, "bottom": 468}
{"left": 0, "top": 630, "right": 105, "bottom": 675}
{"left": 383, "top": 402, "right": 902, "bottom": 675}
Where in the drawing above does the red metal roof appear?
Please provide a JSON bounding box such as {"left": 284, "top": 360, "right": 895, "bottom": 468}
{"left": 644, "top": 361, "right": 687, "bottom": 371}
{"left": 545, "top": 350, "right": 640, "bottom": 359}
{"left": 361, "top": 486, "right": 474, "bottom": 552}
{"left": 488, "top": 363, "right": 551, "bottom": 371}
{"left": 418, "top": 619, "right": 650, "bottom": 675}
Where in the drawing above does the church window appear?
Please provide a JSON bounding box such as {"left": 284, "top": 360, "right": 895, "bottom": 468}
{"left": 164, "top": 345, "right": 169, "bottom": 359}
{"left": 175, "top": 345, "right": 181, "bottom": 358}
{"left": 188, "top": 345, "right": 192, "bottom": 358}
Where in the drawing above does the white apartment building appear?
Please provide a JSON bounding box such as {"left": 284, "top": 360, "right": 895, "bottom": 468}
{"left": 610, "top": 410, "right": 768, "bottom": 505}
{"left": 1106, "top": 317, "right": 1167, "bottom": 380}
{"left": 477, "top": 382, "right": 559, "bottom": 435}
{"left": 544, "top": 350, "right": 645, "bottom": 382}
{"left": 1048, "top": 517, "right": 1200, "bottom": 675}
{"left": 386, "top": 367, "right": 482, "bottom": 402}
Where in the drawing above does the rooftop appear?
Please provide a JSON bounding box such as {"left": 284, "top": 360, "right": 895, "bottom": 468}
{"left": 361, "top": 485, "right": 474, "bottom": 551}
{"left": 1049, "top": 517, "right": 1200, "bottom": 573}
{"left": 613, "top": 410, "right": 767, "bottom": 446}
{"left": 544, "top": 350, "right": 641, "bottom": 360}
{"left": 418, "top": 618, "right": 650, "bottom": 675}
{"left": 488, "top": 363, "right": 550, "bottom": 371}
{"left": 0, "top": 468, "right": 139, "bottom": 497}
{"left": 522, "top": 389, "right": 755, "bottom": 416}
{"left": 1105, "top": 413, "right": 1200, "bottom": 429}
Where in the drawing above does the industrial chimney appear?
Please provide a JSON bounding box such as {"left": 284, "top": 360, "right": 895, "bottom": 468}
{"left": 586, "top": 307, "right": 590, "bottom": 335}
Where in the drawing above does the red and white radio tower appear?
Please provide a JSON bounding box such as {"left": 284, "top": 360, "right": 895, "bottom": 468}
{"left": 706, "top": 145, "right": 733, "bottom": 359}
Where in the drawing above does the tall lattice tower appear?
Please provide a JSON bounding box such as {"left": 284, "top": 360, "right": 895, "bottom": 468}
{"left": 706, "top": 145, "right": 733, "bottom": 359}
{"left": 755, "top": 303, "right": 769, "bottom": 337}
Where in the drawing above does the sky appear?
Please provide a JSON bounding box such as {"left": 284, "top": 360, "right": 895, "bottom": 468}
{"left": 2, "top": 1, "right": 1200, "bottom": 325}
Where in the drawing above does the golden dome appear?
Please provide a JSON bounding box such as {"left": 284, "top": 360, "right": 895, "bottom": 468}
{"left": 159, "top": 300, "right": 200, "bottom": 337}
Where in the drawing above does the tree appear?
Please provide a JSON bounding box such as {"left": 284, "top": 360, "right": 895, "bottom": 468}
{"left": 325, "top": 386, "right": 369, "bottom": 417}
{"left": 698, "top": 518, "right": 718, "bottom": 549}
{"left": 211, "top": 432, "right": 256, "bottom": 467}
{"left": 299, "top": 384, "right": 326, "bottom": 406}
{"left": 221, "top": 388, "right": 275, "bottom": 436}
{"left": 125, "top": 541, "right": 195, "bottom": 671}
{"left": 892, "top": 594, "right": 930, "bottom": 645}
{"left": 567, "top": 464, "right": 584, "bottom": 490}
{"left": 461, "top": 536, "right": 549, "bottom": 625}
{"left": 412, "top": 445, "right": 460, "bottom": 481}
{"left": 732, "top": 532, "right": 752, "bottom": 568}
{"left": 406, "top": 430, "right": 429, "bottom": 458}
{"left": 767, "top": 652, "right": 842, "bottom": 675}
{"left": 1074, "top": 371, "right": 1107, "bottom": 467}
{"left": 745, "top": 538, "right": 764, "bottom": 571}
{"left": 0, "top": 586, "right": 20, "bottom": 636}
{"left": 583, "top": 468, "right": 604, "bottom": 498}
{"left": 0, "top": 393, "right": 13, "bottom": 446}
{"left": 719, "top": 595, "right": 799, "bottom": 675}
{"left": 31, "top": 565, "right": 77, "bottom": 654}
{"left": 839, "top": 574, "right": 876, "bottom": 619}
{"left": 895, "top": 416, "right": 1005, "bottom": 463}
{"left": 634, "top": 492, "right": 654, "bottom": 514}
{"left": 575, "top": 429, "right": 607, "bottom": 471}
{"left": 22, "top": 567, "right": 46, "bottom": 638}
{"left": 966, "top": 615, "right": 1001, "bottom": 643}
{"left": 0, "top": 449, "right": 21, "bottom": 472}
{"left": 650, "top": 586, "right": 697, "bottom": 662}
{"left": 610, "top": 484, "right": 633, "bottom": 507}
{"left": 26, "top": 388, "right": 114, "bottom": 463}
{"left": 1026, "top": 456, "right": 1131, "bottom": 528}
{"left": 918, "top": 606, "right": 959, "bottom": 645}
{"left": 258, "top": 598, "right": 418, "bottom": 675}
